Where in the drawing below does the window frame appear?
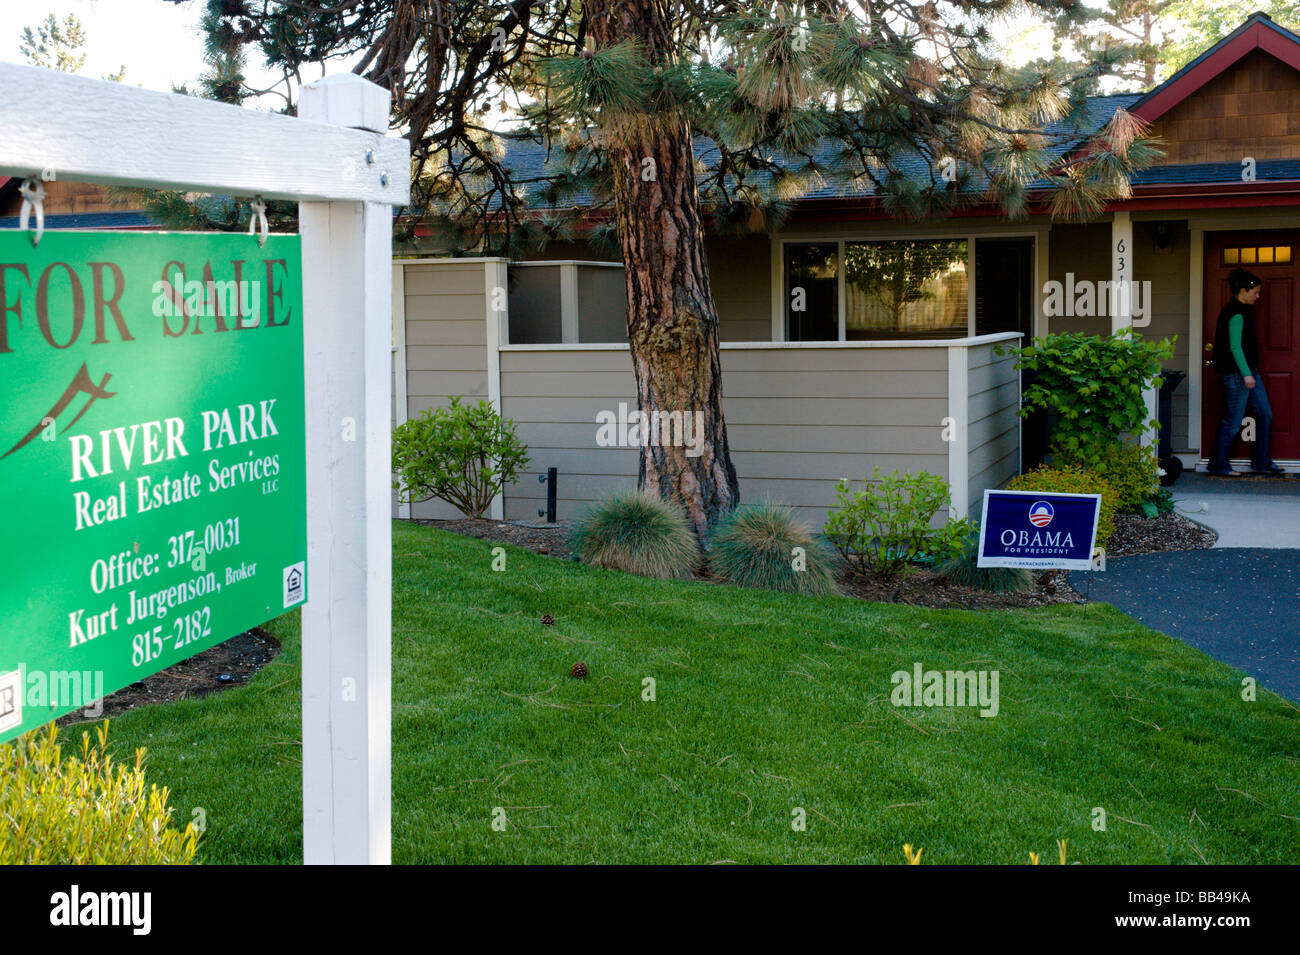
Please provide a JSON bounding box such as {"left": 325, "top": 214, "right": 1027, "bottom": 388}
{"left": 1223, "top": 245, "right": 1292, "bottom": 267}
{"left": 776, "top": 231, "right": 1038, "bottom": 342}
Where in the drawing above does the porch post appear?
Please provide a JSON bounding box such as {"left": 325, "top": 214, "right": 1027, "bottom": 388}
{"left": 1110, "top": 211, "right": 1133, "bottom": 335}
{"left": 1113, "top": 211, "right": 1158, "bottom": 447}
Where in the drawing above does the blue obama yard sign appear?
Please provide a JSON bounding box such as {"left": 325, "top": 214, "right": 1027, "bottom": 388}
{"left": 977, "top": 490, "right": 1102, "bottom": 571}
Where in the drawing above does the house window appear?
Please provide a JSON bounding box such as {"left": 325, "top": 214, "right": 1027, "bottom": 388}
{"left": 781, "top": 235, "right": 1035, "bottom": 341}
{"left": 1223, "top": 245, "right": 1291, "bottom": 266}
{"left": 784, "top": 243, "right": 838, "bottom": 341}
{"left": 844, "top": 239, "right": 968, "bottom": 339}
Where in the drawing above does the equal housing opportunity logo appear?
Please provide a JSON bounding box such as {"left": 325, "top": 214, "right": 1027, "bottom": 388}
{"left": 891, "top": 663, "right": 1000, "bottom": 717}
{"left": 595, "top": 402, "right": 705, "bottom": 458}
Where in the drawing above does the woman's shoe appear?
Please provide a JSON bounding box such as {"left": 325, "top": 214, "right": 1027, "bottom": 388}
{"left": 1209, "top": 468, "right": 1243, "bottom": 477}
{"left": 1251, "top": 463, "right": 1286, "bottom": 475}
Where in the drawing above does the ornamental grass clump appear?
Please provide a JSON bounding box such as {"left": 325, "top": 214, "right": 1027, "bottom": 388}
{"left": 708, "top": 503, "right": 838, "bottom": 596}
{"left": 0, "top": 722, "right": 200, "bottom": 865}
{"left": 571, "top": 490, "right": 699, "bottom": 578}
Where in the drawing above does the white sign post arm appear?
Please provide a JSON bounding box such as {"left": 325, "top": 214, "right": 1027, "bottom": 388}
{"left": 299, "top": 74, "right": 403, "bottom": 865}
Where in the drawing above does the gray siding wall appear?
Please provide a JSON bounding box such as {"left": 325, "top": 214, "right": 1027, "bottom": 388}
{"left": 966, "top": 342, "right": 1022, "bottom": 515}
{"left": 1132, "top": 220, "right": 1192, "bottom": 452}
{"left": 392, "top": 259, "right": 1021, "bottom": 528}
{"left": 1047, "top": 221, "right": 1192, "bottom": 452}
{"left": 500, "top": 344, "right": 952, "bottom": 528}
{"left": 500, "top": 349, "right": 639, "bottom": 521}
{"left": 1045, "top": 223, "right": 1111, "bottom": 340}
{"left": 401, "top": 261, "right": 491, "bottom": 519}
{"left": 707, "top": 235, "right": 773, "bottom": 341}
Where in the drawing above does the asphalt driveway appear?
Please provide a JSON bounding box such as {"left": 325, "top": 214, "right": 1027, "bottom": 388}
{"left": 1070, "top": 548, "right": 1300, "bottom": 701}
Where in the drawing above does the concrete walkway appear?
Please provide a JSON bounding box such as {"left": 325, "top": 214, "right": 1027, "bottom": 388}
{"left": 1168, "top": 471, "right": 1300, "bottom": 548}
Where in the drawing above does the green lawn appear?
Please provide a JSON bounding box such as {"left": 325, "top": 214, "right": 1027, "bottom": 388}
{"left": 104, "top": 521, "right": 1300, "bottom": 864}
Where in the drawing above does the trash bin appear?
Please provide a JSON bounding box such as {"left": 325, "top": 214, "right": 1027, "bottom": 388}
{"left": 1157, "top": 369, "right": 1187, "bottom": 485}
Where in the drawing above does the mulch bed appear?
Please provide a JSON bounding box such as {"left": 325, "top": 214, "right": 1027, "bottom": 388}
{"left": 1105, "top": 512, "right": 1218, "bottom": 558}
{"left": 836, "top": 566, "right": 1080, "bottom": 609}
{"left": 419, "top": 509, "right": 1219, "bottom": 611}
{"left": 57, "top": 628, "right": 281, "bottom": 728}
{"left": 418, "top": 517, "right": 576, "bottom": 560}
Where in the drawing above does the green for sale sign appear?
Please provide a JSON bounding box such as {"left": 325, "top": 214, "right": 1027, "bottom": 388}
{"left": 0, "top": 231, "right": 306, "bottom": 743}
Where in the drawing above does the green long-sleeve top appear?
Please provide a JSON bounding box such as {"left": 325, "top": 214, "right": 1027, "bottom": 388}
{"left": 1227, "top": 313, "right": 1252, "bottom": 376}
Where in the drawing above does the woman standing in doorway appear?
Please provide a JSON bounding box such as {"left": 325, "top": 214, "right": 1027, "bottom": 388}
{"left": 1210, "top": 268, "right": 1286, "bottom": 476}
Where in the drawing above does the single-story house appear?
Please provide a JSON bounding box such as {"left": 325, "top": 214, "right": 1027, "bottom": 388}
{"left": 392, "top": 12, "right": 1300, "bottom": 525}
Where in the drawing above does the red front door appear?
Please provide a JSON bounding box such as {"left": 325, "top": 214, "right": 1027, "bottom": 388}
{"left": 1202, "top": 230, "right": 1300, "bottom": 462}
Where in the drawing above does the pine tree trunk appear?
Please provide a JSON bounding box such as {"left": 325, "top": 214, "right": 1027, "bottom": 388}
{"left": 588, "top": 0, "right": 739, "bottom": 541}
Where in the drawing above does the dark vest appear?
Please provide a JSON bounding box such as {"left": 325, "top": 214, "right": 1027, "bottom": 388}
{"left": 1212, "top": 299, "right": 1260, "bottom": 374}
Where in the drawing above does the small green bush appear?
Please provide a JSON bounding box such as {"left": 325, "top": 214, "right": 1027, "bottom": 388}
{"left": 571, "top": 490, "right": 699, "bottom": 578}
{"left": 1146, "top": 486, "right": 1175, "bottom": 516}
{"left": 708, "top": 503, "right": 839, "bottom": 596}
{"left": 935, "top": 528, "right": 1035, "bottom": 593}
{"left": 392, "top": 396, "right": 530, "bottom": 518}
{"left": 1002, "top": 330, "right": 1175, "bottom": 467}
{"left": 1006, "top": 464, "right": 1117, "bottom": 546}
{"left": 0, "top": 723, "right": 200, "bottom": 865}
{"left": 824, "top": 468, "right": 973, "bottom": 581}
{"left": 1057, "top": 440, "right": 1159, "bottom": 514}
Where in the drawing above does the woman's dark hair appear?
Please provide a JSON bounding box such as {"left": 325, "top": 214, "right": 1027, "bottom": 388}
{"left": 1228, "top": 268, "right": 1262, "bottom": 294}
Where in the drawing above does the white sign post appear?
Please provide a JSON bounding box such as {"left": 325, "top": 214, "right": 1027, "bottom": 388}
{"left": 299, "top": 76, "right": 397, "bottom": 865}
{"left": 0, "top": 63, "right": 409, "bottom": 865}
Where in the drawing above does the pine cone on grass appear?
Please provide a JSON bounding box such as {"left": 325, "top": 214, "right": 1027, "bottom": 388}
{"left": 571, "top": 661, "right": 588, "bottom": 679}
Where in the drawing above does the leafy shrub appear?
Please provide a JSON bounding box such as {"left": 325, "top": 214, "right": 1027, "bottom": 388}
{"left": 1, "top": 723, "right": 200, "bottom": 865}
{"left": 1002, "top": 330, "right": 1175, "bottom": 467}
{"left": 708, "top": 503, "right": 839, "bottom": 596}
{"left": 934, "top": 526, "right": 1034, "bottom": 593}
{"left": 392, "top": 396, "right": 530, "bottom": 519}
{"left": 824, "top": 468, "right": 973, "bottom": 581}
{"left": 571, "top": 490, "right": 699, "bottom": 578}
{"left": 1146, "top": 486, "right": 1175, "bottom": 516}
{"left": 1006, "top": 464, "right": 1116, "bottom": 546}
{"left": 1057, "top": 440, "right": 1159, "bottom": 514}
